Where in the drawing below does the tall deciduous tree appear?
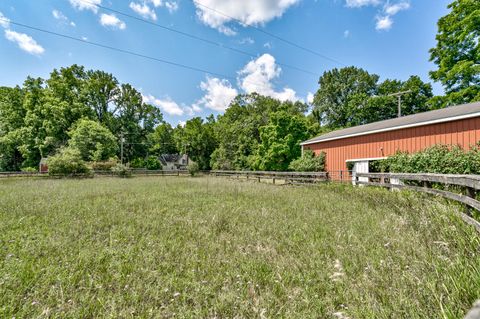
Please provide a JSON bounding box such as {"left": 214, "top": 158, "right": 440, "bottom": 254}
{"left": 148, "top": 122, "right": 177, "bottom": 155}
{"left": 312, "top": 67, "right": 379, "bottom": 128}
{"left": 250, "top": 111, "right": 312, "bottom": 171}
{"left": 429, "top": 0, "right": 480, "bottom": 106}
{"left": 210, "top": 93, "right": 309, "bottom": 170}
{"left": 68, "top": 119, "right": 118, "bottom": 161}
{"left": 174, "top": 116, "right": 217, "bottom": 170}
{"left": 0, "top": 86, "right": 25, "bottom": 170}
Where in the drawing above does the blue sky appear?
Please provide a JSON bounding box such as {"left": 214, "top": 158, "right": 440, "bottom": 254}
{"left": 0, "top": 0, "right": 450, "bottom": 125}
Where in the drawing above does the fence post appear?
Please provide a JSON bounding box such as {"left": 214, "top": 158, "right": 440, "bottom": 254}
{"left": 465, "top": 187, "right": 477, "bottom": 216}
{"left": 273, "top": 177, "right": 275, "bottom": 185}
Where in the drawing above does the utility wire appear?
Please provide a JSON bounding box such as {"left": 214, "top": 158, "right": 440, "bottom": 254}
{"left": 193, "top": 0, "right": 346, "bottom": 67}
{"left": 77, "top": 0, "right": 320, "bottom": 77}
{"left": 1, "top": 18, "right": 266, "bottom": 87}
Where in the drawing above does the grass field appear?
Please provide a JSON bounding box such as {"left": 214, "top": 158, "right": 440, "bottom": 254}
{"left": 0, "top": 176, "right": 479, "bottom": 318}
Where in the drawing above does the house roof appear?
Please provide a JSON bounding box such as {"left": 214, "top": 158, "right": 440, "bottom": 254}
{"left": 301, "top": 101, "right": 480, "bottom": 146}
{"left": 159, "top": 154, "right": 186, "bottom": 165}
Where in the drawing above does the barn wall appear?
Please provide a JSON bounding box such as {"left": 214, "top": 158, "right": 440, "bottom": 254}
{"left": 304, "top": 117, "right": 480, "bottom": 173}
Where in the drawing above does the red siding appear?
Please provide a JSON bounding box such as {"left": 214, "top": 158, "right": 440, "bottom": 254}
{"left": 304, "top": 117, "right": 480, "bottom": 173}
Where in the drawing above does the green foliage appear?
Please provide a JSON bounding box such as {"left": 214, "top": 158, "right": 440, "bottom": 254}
{"left": 429, "top": 0, "right": 480, "bottom": 106}
{"left": 0, "top": 65, "right": 163, "bottom": 171}
{"left": 148, "top": 123, "right": 177, "bottom": 156}
{"left": 68, "top": 119, "right": 118, "bottom": 161}
{"left": 211, "top": 94, "right": 312, "bottom": 170}
{"left": 250, "top": 111, "right": 312, "bottom": 171}
{"left": 110, "top": 163, "right": 132, "bottom": 177}
{"left": 47, "top": 147, "right": 90, "bottom": 176}
{"left": 20, "top": 167, "right": 37, "bottom": 173}
{"left": 312, "top": 67, "right": 434, "bottom": 128}
{"left": 174, "top": 116, "right": 216, "bottom": 170}
{"left": 187, "top": 162, "right": 200, "bottom": 176}
{"left": 380, "top": 143, "right": 480, "bottom": 174}
{"left": 129, "top": 158, "right": 145, "bottom": 168}
{"left": 288, "top": 150, "right": 326, "bottom": 172}
{"left": 312, "top": 66, "right": 379, "bottom": 128}
{"left": 145, "top": 156, "right": 162, "bottom": 170}
{"left": 90, "top": 160, "right": 118, "bottom": 171}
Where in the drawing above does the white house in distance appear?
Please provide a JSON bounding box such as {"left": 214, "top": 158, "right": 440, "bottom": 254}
{"left": 159, "top": 154, "right": 190, "bottom": 171}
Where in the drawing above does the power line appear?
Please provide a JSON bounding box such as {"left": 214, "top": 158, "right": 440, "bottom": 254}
{"left": 77, "top": 0, "right": 320, "bottom": 77}
{"left": 1, "top": 18, "right": 265, "bottom": 87}
{"left": 193, "top": 0, "right": 347, "bottom": 67}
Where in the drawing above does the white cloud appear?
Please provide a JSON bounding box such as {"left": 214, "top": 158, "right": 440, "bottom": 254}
{"left": 375, "top": 1, "right": 409, "bottom": 31}
{"left": 375, "top": 15, "right": 392, "bottom": 30}
{"left": 343, "top": 30, "right": 350, "bottom": 38}
{"left": 238, "top": 53, "right": 299, "bottom": 102}
{"left": 345, "top": 0, "right": 410, "bottom": 31}
{"left": 129, "top": 2, "right": 157, "bottom": 20}
{"left": 69, "top": 0, "right": 101, "bottom": 13}
{"left": 52, "top": 9, "right": 76, "bottom": 27}
{"left": 149, "top": 0, "right": 163, "bottom": 7}
{"left": 238, "top": 37, "right": 255, "bottom": 45}
{"left": 4, "top": 30, "right": 45, "bottom": 55}
{"left": 0, "top": 11, "right": 10, "bottom": 29}
{"left": 143, "top": 94, "right": 184, "bottom": 116}
{"left": 194, "top": 0, "right": 300, "bottom": 35}
{"left": 307, "top": 92, "right": 314, "bottom": 104}
{"left": 197, "top": 77, "right": 238, "bottom": 112}
{"left": 345, "top": 0, "right": 380, "bottom": 8}
{"left": 384, "top": 1, "right": 410, "bottom": 15}
{"left": 165, "top": 1, "right": 179, "bottom": 13}
{"left": 263, "top": 42, "right": 272, "bottom": 49}
{"left": 100, "top": 13, "right": 126, "bottom": 30}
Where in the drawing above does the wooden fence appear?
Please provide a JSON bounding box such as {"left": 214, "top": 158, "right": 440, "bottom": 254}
{"left": 210, "top": 170, "right": 329, "bottom": 185}
{"left": 355, "top": 172, "right": 480, "bottom": 233}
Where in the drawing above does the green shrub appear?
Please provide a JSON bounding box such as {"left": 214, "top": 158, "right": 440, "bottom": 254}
{"left": 145, "top": 156, "right": 162, "bottom": 170}
{"left": 68, "top": 119, "right": 118, "bottom": 161}
{"left": 289, "top": 150, "right": 326, "bottom": 172}
{"left": 111, "top": 163, "right": 132, "bottom": 177}
{"left": 90, "top": 159, "right": 118, "bottom": 171}
{"left": 21, "top": 167, "right": 37, "bottom": 173}
{"left": 48, "top": 147, "right": 91, "bottom": 176}
{"left": 130, "top": 158, "right": 145, "bottom": 168}
{"left": 380, "top": 143, "right": 480, "bottom": 174}
{"left": 187, "top": 162, "right": 200, "bottom": 176}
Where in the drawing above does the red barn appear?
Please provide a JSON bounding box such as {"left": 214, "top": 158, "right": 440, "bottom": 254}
{"left": 301, "top": 101, "right": 480, "bottom": 178}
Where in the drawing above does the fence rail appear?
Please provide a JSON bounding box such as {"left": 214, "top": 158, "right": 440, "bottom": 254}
{"left": 210, "top": 170, "right": 329, "bottom": 185}
{"left": 356, "top": 172, "right": 480, "bottom": 233}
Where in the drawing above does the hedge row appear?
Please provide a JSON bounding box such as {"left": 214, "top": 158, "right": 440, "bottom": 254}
{"left": 378, "top": 143, "right": 480, "bottom": 174}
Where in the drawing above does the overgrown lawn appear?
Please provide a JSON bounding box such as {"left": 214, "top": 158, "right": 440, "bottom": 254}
{"left": 0, "top": 177, "right": 479, "bottom": 318}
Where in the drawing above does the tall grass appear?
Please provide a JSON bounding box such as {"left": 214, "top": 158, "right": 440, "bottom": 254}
{"left": 0, "top": 177, "right": 478, "bottom": 318}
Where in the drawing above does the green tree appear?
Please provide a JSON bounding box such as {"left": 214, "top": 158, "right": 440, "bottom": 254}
{"left": 250, "top": 111, "right": 311, "bottom": 171}
{"left": 148, "top": 122, "right": 177, "bottom": 155}
{"left": 47, "top": 147, "right": 90, "bottom": 176}
{"left": 312, "top": 66, "right": 379, "bottom": 128}
{"left": 349, "top": 76, "right": 433, "bottom": 125}
{"left": 289, "top": 150, "right": 326, "bottom": 172}
{"left": 114, "top": 84, "right": 162, "bottom": 162}
{"left": 0, "top": 86, "right": 25, "bottom": 171}
{"left": 68, "top": 119, "right": 118, "bottom": 161}
{"left": 211, "top": 93, "right": 309, "bottom": 170}
{"left": 83, "top": 70, "right": 119, "bottom": 128}
{"left": 429, "top": 0, "right": 480, "bottom": 106}
{"left": 174, "top": 116, "right": 217, "bottom": 170}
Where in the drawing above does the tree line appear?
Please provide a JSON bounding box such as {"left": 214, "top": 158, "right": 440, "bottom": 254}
{"left": 0, "top": 0, "right": 477, "bottom": 172}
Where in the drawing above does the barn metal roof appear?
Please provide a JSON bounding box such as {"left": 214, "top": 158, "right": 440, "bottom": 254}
{"left": 301, "top": 101, "right": 480, "bottom": 146}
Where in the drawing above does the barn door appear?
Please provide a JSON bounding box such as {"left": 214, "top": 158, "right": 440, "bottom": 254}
{"left": 351, "top": 160, "right": 369, "bottom": 185}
